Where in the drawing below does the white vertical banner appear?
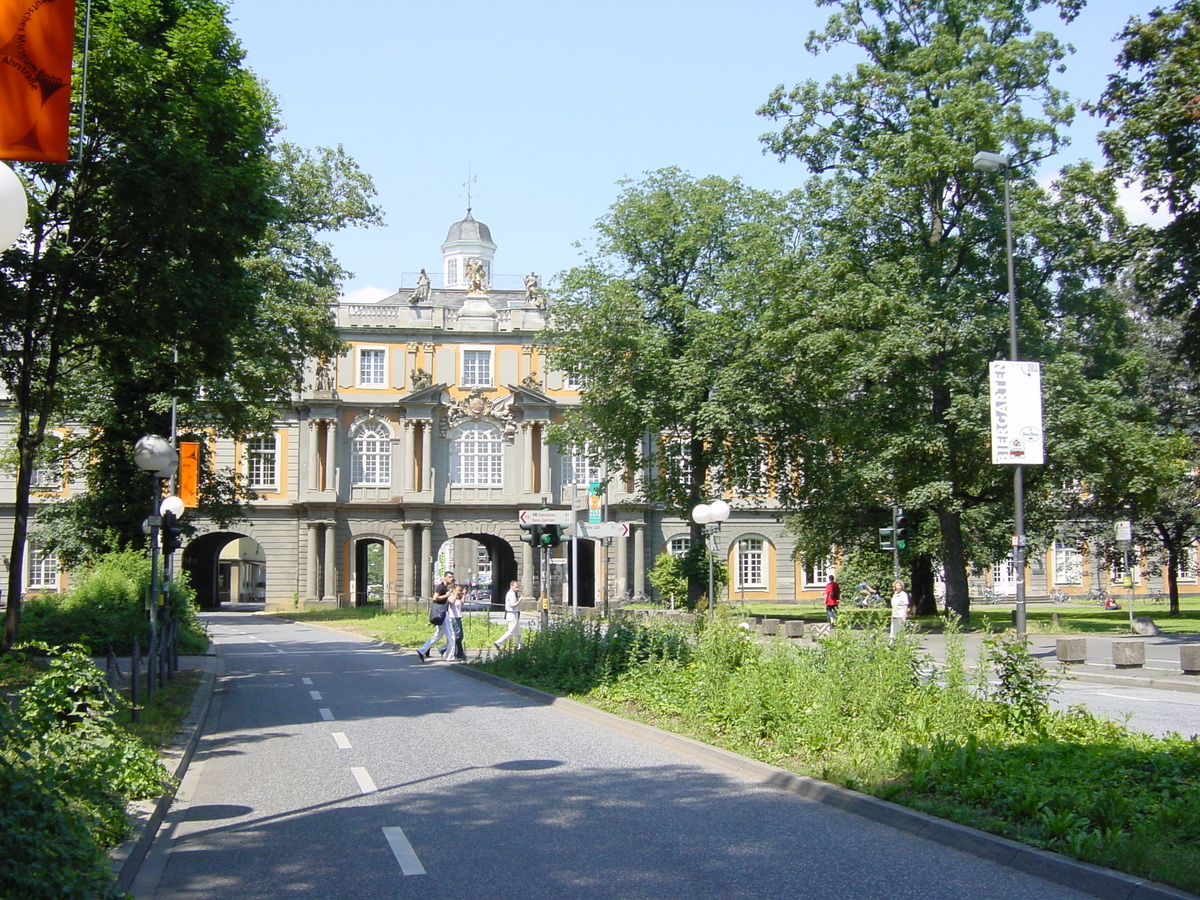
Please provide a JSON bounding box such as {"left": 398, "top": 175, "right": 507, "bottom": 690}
{"left": 989, "top": 361, "right": 1044, "bottom": 465}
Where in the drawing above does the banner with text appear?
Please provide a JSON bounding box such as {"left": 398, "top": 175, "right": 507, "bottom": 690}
{"left": 0, "top": 0, "right": 75, "bottom": 163}
{"left": 989, "top": 360, "right": 1044, "bottom": 465}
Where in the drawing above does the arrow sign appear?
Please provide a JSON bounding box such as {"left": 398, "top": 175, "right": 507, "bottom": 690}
{"left": 518, "top": 509, "right": 573, "bottom": 526}
{"left": 570, "top": 522, "right": 630, "bottom": 539}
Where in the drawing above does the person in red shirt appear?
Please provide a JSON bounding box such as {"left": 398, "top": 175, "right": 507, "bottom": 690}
{"left": 824, "top": 578, "right": 840, "bottom": 624}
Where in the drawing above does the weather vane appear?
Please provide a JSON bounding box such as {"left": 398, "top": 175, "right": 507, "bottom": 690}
{"left": 463, "top": 169, "right": 477, "bottom": 211}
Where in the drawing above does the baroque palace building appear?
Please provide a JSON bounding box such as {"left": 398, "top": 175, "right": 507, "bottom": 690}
{"left": 2, "top": 210, "right": 1194, "bottom": 610}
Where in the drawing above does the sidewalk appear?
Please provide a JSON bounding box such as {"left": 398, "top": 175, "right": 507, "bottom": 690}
{"left": 917, "top": 631, "right": 1200, "bottom": 694}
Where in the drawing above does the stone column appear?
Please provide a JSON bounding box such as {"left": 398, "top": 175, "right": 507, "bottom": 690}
{"left": 306, "top": 522, "right": 320, "bottom": 602}
{"left": 323, "top": 521, "right": 337, "bottom": 602}
{"left": 421, "top": 420, "right": 433, "bottom": 494}
{"left": 634, "top": 522, "right": 646, "bottom": 597}
{"left": 420, "top": 525, "right": 433, "bottom": 600}
{"left": 324, "top": 419, "right": 337, "bottom": 492}
{"left": 402, "top": 523, "right": 416, "bottom": 600}
{"left": 521, "top": 542, "right": 535, "bottom": 597}
{"left": 615, "top": 526, "right": 628, "bottom": 601}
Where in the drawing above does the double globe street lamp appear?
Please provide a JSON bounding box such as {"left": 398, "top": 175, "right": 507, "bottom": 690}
{"left": 691, "top": 499, "right": 731, "bottom": 619}
{"left": 133, "top": 435, "right": 181, "bottom": 697}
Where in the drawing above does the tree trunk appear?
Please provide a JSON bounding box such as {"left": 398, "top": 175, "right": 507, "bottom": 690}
{"left": 911, "top": 553, "right": 937, "bottom": 616}
{"left": 937, "top": 507, "right": 971, "bottom": 624}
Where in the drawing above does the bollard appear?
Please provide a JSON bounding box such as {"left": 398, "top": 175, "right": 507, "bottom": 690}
{"left": 761, "top": 618, "right": 780, "bottom": 636}
{"left": 1056, "top": 637, "right": 1087, "bottom": 665}
{"left": 782, "top": 620, "right": 805, "bottom": 638}
{"left": 1181, "top": 645, "right": 1200, "bottom": 675}
{"left": 1112, "top": 640, "right": 1145, "bottom": 669}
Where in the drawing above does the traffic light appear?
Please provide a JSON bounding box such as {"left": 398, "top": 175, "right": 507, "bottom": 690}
{"left": 540, "top": 524, "right": 562, "bottom": 548}
{"left": 161, "top": 510, "right": 184, "bottom": 556}
{"left": 878, "top": 527, "right": 895, "bottom": 551}
{"left": 892, "top": 507, "right": 909, "bottom": 550}
{"left": 519, "top": 523, "right": 544, "bottom": 546}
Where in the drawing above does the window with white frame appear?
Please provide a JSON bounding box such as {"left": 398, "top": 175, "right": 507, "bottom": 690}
{"left": 564, "top": 370, "right": 584, "bottom": 391}
{"left": 804, "top": 557, "right": 832, "bottom": 588}
{"left": 452, "top": 424, "right": 503, "bottom": 485}
{"left": 351, "top": 420, "right": 391, "bottom": 485}
{"left": 245, "top": 435, "right": 278, "bottom": 490}
{"left": 668, "top": 536, "right": 691, "bottom": 557}
{"left": 1052, "top": 540, "right": 1083, "bottom": 585}
{"left": 358, "top": 348, "right": 386, "bottom": 387}
{"left": 660, "top": 436, "right": 692, "bottom": 484}
{"left": 27, "top": 543, "right": 59, "bottom": 590}
{"left": 562, "top": 447, "right": 601, "bottom": 486}
{"left": 738, "top": 539, "right": 767, "bottom": 589}
{"left": 1180, "top": 544, "right": 1198, "bottom": 583}
{"left": 461, "top": 349, "right": 493, "bottom": 387}
{"left": 992, "top": 558, "right": 1017, "bottom": 594}
{"left": 447, "top": 258, "right": 458, "bottom": 285}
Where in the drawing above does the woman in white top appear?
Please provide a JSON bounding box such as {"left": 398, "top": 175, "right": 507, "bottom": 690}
{"left": 890, "top": 580, "right": 910, "bottom": 638}
{"left": 495, "top": 579, "right": 522, "bottom": 650}
{"left": 444, "top": 586, "right": 466, "bottom": 660}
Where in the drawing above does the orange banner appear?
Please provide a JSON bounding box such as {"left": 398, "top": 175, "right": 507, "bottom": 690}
{"left": 0, "top": 0, "right": 75, "bottom": 163}
{"left": 178, "top": 441, "right": 200, "bottom": 508}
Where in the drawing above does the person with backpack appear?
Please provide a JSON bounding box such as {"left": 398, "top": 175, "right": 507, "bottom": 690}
{"left": 824, "top": 577, "right": 841, "bottom": 624}
{"left": 416, "top": 572, "right": 456, "bottom": 662}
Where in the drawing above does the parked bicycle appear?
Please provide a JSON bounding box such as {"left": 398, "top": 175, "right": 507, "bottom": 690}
{"left": 1049, "top": 589, "right": 1069, "bottom": 604}
{"left": 981, "top": 587, "right": 1002, "bottom": 605}
{"left": 1087, "top": 587, "right": 1109, "bottom": 605}
{"left": 1148, "top": 590, "right": 1166, "bottom": 605}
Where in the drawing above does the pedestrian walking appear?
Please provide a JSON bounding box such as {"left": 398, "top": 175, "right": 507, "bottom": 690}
{"left": 416, "top": 572, "right": 456, "bottom": 662}
{"left": 890, "top": 579, "right": 910, "bottom": 638}
{"left": 446, "top": 585, "right": 467, "bottom": 660}
{"left": 494, "top": 579, "right": 522, "bottom": 650}
{"left": 824, "top": 577, "right": 840, "bottom": 624}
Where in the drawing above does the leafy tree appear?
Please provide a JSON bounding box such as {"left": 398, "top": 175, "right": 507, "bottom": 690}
{"left": 1092, "top": 1, "right": 1200, "bottom": 368}
{"left": 0, "top": 0, "right": 380, "bottom": 648}
{"left": 750, "top": 0, "right": 1132, "bottom": 620}
{"left": 542, "top": 168, "right": 796, "bottom": 608}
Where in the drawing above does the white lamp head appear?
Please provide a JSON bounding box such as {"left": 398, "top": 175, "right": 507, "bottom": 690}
{"left": 0, "top": 162, "right": 28, "bottom": 251}
{"left": 708, "top": 499, "right": 731, "bottom": 523}
{"left": 159, "top": 495, "right": 185, "bottom": 517}
{"left": 691, "top": 503, "right": 712, "bottom": 525}
{"left": 972, "top": 150, "right": 1009, "bottom": 172}
{"left": 133, "top": 435, "right": 177, "bottom": 474}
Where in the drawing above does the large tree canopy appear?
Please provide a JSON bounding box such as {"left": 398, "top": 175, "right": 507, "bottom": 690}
{"left": 0, "top": 0, "right": 381, "bottom": 647}
{"left": 542, "top": 167, "right": 797, "bottom": 606}
{"left": 750, "top": 0, "right": 1132, "bottom": 618}
{"left": 1093, "top": 0, "right": 1200, "bottom": 368}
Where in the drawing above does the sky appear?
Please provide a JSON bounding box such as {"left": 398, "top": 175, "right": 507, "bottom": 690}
{"left": 223, "top": 0, "right": 1165, "bottom": 303}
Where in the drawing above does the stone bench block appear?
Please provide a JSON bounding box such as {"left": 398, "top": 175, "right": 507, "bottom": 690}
{"left": 781, "top": 621, "right": 805, "bottom": 638}
{"left": 761, "top": 618, "right": 780, "bottom": 636}
{"left": 1112, "top": 640, "right": 1145, "bottom": 669}
{"left": 807, "top": 622, "right": 832, "bottom": 639}
{"left": 1180, "top": 645, "right": 1200, "bottom": 675}
{"left": 1056, "top": 638, "right": 1087, "bottom": 665}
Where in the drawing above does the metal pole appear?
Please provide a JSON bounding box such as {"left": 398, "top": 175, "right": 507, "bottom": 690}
{"left": 1004, "top": 168, "right": 1028, "bottom": 637}
{"left": 146, "top": 476, "right": 161, "bottom": 702}
{"left": 707, "top": 527, "right": 716, "bottom": 621}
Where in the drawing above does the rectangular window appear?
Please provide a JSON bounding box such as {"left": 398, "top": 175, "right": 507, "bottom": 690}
{"left": 358, "top": 348, "right": 386, "bottom": 387}
{"left": 562, "top": 448, "right": 601, "bottom": 486}
{"left": 462, "top": 349, "right": 493, "bottom": 387}
{"left": 668, "top": 536, "right": 691, "bottom": 557}
{"left": 1180, "top": 545, "right": 1198, "bottom": 583}
{"left": 739, "top": 539, "right": 766, "bottom": 589}
{"left": 27, "top": 544, "right": 59, "bottom": 590}
{"left": 992, "top": 559, "right": 1017, "bottom": 595}
{"left": 447, "top": 258, "right": 458, "bottom": 285}
{"left": 803, "top": 557, "right": 830, "bottom": 589}
{"left": 1052, "top": 540, "right": 1083, "bottom": 585}
{"left": 246, "top": 435, "right": 278, "bottom": 490}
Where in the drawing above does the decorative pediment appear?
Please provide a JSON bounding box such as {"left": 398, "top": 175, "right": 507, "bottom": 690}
{"left": 442, "top": 387, "right": 517, "bottom": 439}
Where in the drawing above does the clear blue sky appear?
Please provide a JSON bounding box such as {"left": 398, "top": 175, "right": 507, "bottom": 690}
{"left": 223, "top": 0, "right": 1162, "bottom": 302}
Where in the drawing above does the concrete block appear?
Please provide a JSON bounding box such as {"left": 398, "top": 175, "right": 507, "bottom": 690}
{"left": 1112, "top": 640, "right": 1145, "bottom": 669}
{"left": 1131, "top": 616, "right": 1160, "bottom": 636}
{"left": 679, "top": 613, "right": 696, "bottom": 625}
{"left": 807, "top": 623, "right": 832, "bottom": 639}
{"left": 1056, "top": 638, "right": 1087, "bottom": 665}
{"left": 761, "top": 618, "right": 780, "bottom": 636}
{"left": 1180, "top": 645, "right": 1200, "bottom": 675}
{"left": 781, "top": 620, "right": 805, "bottom": 638}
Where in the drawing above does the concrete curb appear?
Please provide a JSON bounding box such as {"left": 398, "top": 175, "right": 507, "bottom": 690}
{"left": 453, "top": 663, "right": 1197, "bottom": 900}
{"left": 110, "top": 651, "right": 220, "bottom": 893}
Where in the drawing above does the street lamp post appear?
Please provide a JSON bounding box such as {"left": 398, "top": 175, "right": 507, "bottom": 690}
{"left": 973, "top": 150, "right": 1027, "bottom": 636}
{"left": 691, "top": 499, "right": 731, "bottom": 620}
{"left": 133, "top": 435, "right": 178, "bottom": 697}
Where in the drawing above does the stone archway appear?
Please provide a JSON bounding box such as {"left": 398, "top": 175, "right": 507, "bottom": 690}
{"left": 182, "top": 531, "right": 265, "bottom": 610}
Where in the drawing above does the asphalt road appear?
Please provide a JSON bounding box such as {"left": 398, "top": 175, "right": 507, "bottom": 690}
{"left": 128, "top": 613, "right": 1115, "bottom": 900}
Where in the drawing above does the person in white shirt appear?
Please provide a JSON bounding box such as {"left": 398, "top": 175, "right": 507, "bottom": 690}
{"left": 890, "top": 580, "right": 910, "bottom": 638}
{"left": 494, "top": 579, "right": 522, "bottom": 651}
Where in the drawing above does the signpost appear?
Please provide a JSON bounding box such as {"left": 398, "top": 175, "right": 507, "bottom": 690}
{"left": 569, "top": 522, "right": 629, "bottom": 540}
{"left": 518, "top": 509, "right": 573, "bottom": 526}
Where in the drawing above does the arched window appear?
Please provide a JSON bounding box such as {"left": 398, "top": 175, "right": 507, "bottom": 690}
{"left": 352, "top": 420, "right": 391, "bottom": 485}
{"left": 452, "top": 424, "right": 503, "bottom": 485}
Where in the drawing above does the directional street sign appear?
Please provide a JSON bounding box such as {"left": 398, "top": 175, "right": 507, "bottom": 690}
{"left": 569, "top": 521, "right": 630, "bottom": 539}
{"left": 518, "top": 509, "right": 573, "bottom": 526}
